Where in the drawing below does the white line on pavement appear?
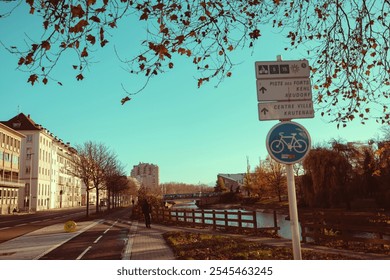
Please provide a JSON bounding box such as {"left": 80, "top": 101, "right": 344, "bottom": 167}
{"left": 122, "top": 220, "right": 138, "bottom": 260}
{"left": 76, "top": 246, "right": 92, "bottom": 260}
{"left": 93, "top": 235, "right": 103, "bottom": 244}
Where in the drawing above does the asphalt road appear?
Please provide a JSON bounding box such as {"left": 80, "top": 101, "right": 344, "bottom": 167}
{"left": 0, "top": 207, "right": 133, "bottom": 260}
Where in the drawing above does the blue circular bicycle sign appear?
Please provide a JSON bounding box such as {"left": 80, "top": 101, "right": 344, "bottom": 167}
{"left": 266, "top": 121, "right": 311, "bottom": 164}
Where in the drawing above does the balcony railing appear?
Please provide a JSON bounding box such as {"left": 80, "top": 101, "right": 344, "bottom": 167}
{"left": 0, "top": 178, "right": 25, "bottom": 188}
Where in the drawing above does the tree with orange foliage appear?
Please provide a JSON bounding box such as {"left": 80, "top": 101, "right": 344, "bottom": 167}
{"left": 1, "top": 0, "right": 389, "bottom": 125}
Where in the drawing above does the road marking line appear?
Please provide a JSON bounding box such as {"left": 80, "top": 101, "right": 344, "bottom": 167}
{"left": 0, "top": 227, "right": 11, "bottom": 231}
{"left": 93, "top": 235, "right": 103, "bottom": 244}
{"left": 76, "top": 246, "right": 92, "bottom": 260}
{"left": 103, "top": 220, "right": 118, "bottom": 234}
{"left": 122, "top": 220, "right": 138, "bottom": 260}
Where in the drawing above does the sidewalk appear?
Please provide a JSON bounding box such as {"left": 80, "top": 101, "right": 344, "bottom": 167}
{"left": 126, "top": 221, "right": 175, "bottom": 260}
{"left": 125, "top": 220, "right": 390, "bottom": 260}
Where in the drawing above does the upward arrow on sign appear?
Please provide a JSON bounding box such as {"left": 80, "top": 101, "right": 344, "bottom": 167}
{"left": 261, "top": 108, "right": 269, "bottom": 115}
{"left": 259, "top": 86, "right": 267, "bottom": 94}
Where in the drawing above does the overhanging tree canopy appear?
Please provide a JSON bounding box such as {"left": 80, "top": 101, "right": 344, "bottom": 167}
{"left": 1, "top": 0, "right": 389, "bottom": 125}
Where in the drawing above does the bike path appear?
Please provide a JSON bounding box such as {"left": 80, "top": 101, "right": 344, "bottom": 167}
{"left": 0, "top": 220, "right": 100, "bottom": 260}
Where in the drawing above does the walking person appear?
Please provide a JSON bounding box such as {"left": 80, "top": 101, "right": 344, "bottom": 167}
{"left": 141, "top": 199, "right": 152, "bottom": 228}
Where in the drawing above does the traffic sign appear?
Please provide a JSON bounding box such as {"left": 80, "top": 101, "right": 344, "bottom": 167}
{"left": 255, "top": 60, "right": 310, "bottom": 79}
{"left": 266, "top": 121, "right": 311, "bottom": 164}
{"left": 258, "top": 100, "right": 314, "bottom": 121}
{"left": 256, "top": 78, "right": 312, "bottom": 102}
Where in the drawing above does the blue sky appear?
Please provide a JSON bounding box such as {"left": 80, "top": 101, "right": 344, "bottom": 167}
{"left": 0, "top": 3, "right": 386, "bottom": 185}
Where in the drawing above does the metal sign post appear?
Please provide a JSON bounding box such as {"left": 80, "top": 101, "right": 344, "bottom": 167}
{"left": 266, "top": 121, "right": 311, "bottom": 260}
{"left": 257, "top": 56, "right": 314, "bottom": 260}
{"left": 286, "top": 164, "right": 302, "bottom": 260}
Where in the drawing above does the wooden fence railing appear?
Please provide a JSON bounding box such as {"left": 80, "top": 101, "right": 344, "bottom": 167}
{"left": 151, "top": 208, "right": 279, "bottom": 234}
{"left": 299, "top": 210, "right": 390, "bottom": 246}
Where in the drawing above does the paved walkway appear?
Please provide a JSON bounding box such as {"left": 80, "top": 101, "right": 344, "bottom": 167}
{"left": 127, "top": 221, "right": 175, "bottom": 260}
{"left": 125, "top": 220, "right": 390, "bottom": 260}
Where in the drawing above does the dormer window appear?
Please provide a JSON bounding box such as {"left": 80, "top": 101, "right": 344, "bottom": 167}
{"left": 12, "top": 122, "right": 21, "bottom": 129}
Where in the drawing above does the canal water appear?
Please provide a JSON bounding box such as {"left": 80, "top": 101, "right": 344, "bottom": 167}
{"left": 171, "top": 201, "right": 296, "bottom": 239}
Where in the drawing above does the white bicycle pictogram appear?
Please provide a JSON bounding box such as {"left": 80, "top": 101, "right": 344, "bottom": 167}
{"left": 270, "top": 132, "right": 308, "bottom": 154}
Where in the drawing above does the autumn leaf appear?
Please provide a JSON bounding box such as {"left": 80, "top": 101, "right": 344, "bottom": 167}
{"left": 197, "top": 78, "right": 204, "bottom": 88}
{"left": 153, "top": 3, "right": 164, "bottom": 10}
{"left": 100, "top": 27, "right": 104, "bottom": 42}
{"left": 177, "top": 48, "right": 186, "bottom": 55}
{"left": 90, "top": 16, "right": 101, "bottom": 23}
{"left": 43, "top": 20, "right": 49, "bottom": 30}
{"left": 27, "top": 74, "right": 38, "bottom": 85}
{"left": 170, "top": 14, "right": 178, "bottom": 21}
{"left": 71, "top": 5, "right": 85, "bottom": 18}
{"left": 176, "top": 35, "right": 185, "bottom": 44}
{"left": 70, "top": 20, "right": 88, "bottom": 33}
{"left": 41, "top": 41, "right": 51, "bottom": 51}
{"left": 76, "top": 73, "right": 84, "bottom": 81}
{"left": 249, "top": 29, "right": 261, "bottom": 39}
{"left": 26, "top": 0, "right": 34, "bottom": 7}
{"left": 42, "top": 77, "right": 48, "bottom": 84}
{"left": 81, "top": 47, "right": 88, "bottom": 57}
{"left": 86, "top": 34, "right": 96, "bottom": 45}
{"left": 121, "top": 96, "right": 131, "bottom": 105}
{"left": 25, "top": 53, "right": 34, "bottom": 65}
{"left": 18, "top": 57, "right": 25, "bottom": 66}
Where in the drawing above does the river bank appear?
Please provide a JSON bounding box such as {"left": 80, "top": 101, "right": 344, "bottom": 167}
{"left": 200, "top": 201, "right": 290, "bottom": 215}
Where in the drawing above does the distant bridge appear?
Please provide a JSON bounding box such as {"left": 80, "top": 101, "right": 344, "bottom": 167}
{"left": 163, "top": 192, "right": 220, "bottom": 201}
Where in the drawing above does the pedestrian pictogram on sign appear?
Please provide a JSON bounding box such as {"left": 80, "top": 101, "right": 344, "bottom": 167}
{"left": 255, "top": 60, "right": 310, "bottom": 79}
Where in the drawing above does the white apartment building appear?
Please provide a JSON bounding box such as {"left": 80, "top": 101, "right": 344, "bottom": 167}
{"left": 1, "top": 113, "right": 82, "bottom": 212}
{"left": 0, "top": 123, "right": 25, "bottom": 214}
{"left": 130, "top": 162, "right": 159, "bottom": 191}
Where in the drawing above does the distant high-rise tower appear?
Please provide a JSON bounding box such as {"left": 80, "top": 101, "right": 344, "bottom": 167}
{"left": 130, "top": 162, "right": 159, "bottom": 190}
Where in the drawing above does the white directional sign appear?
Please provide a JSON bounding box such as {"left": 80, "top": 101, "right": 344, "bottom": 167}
{"left": 257, "top": 78, "right": 312, "bottom": 102}
{"left": 258, "top": 100, "right": 314, "bottom": 121}
{"left": 255, "top": 60, "right": 310, "bottom": 79}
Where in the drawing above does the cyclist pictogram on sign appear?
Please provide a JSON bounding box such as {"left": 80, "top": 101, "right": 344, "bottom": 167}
{"left": 266, "top": 121, "right": 311, "bottom": 164}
